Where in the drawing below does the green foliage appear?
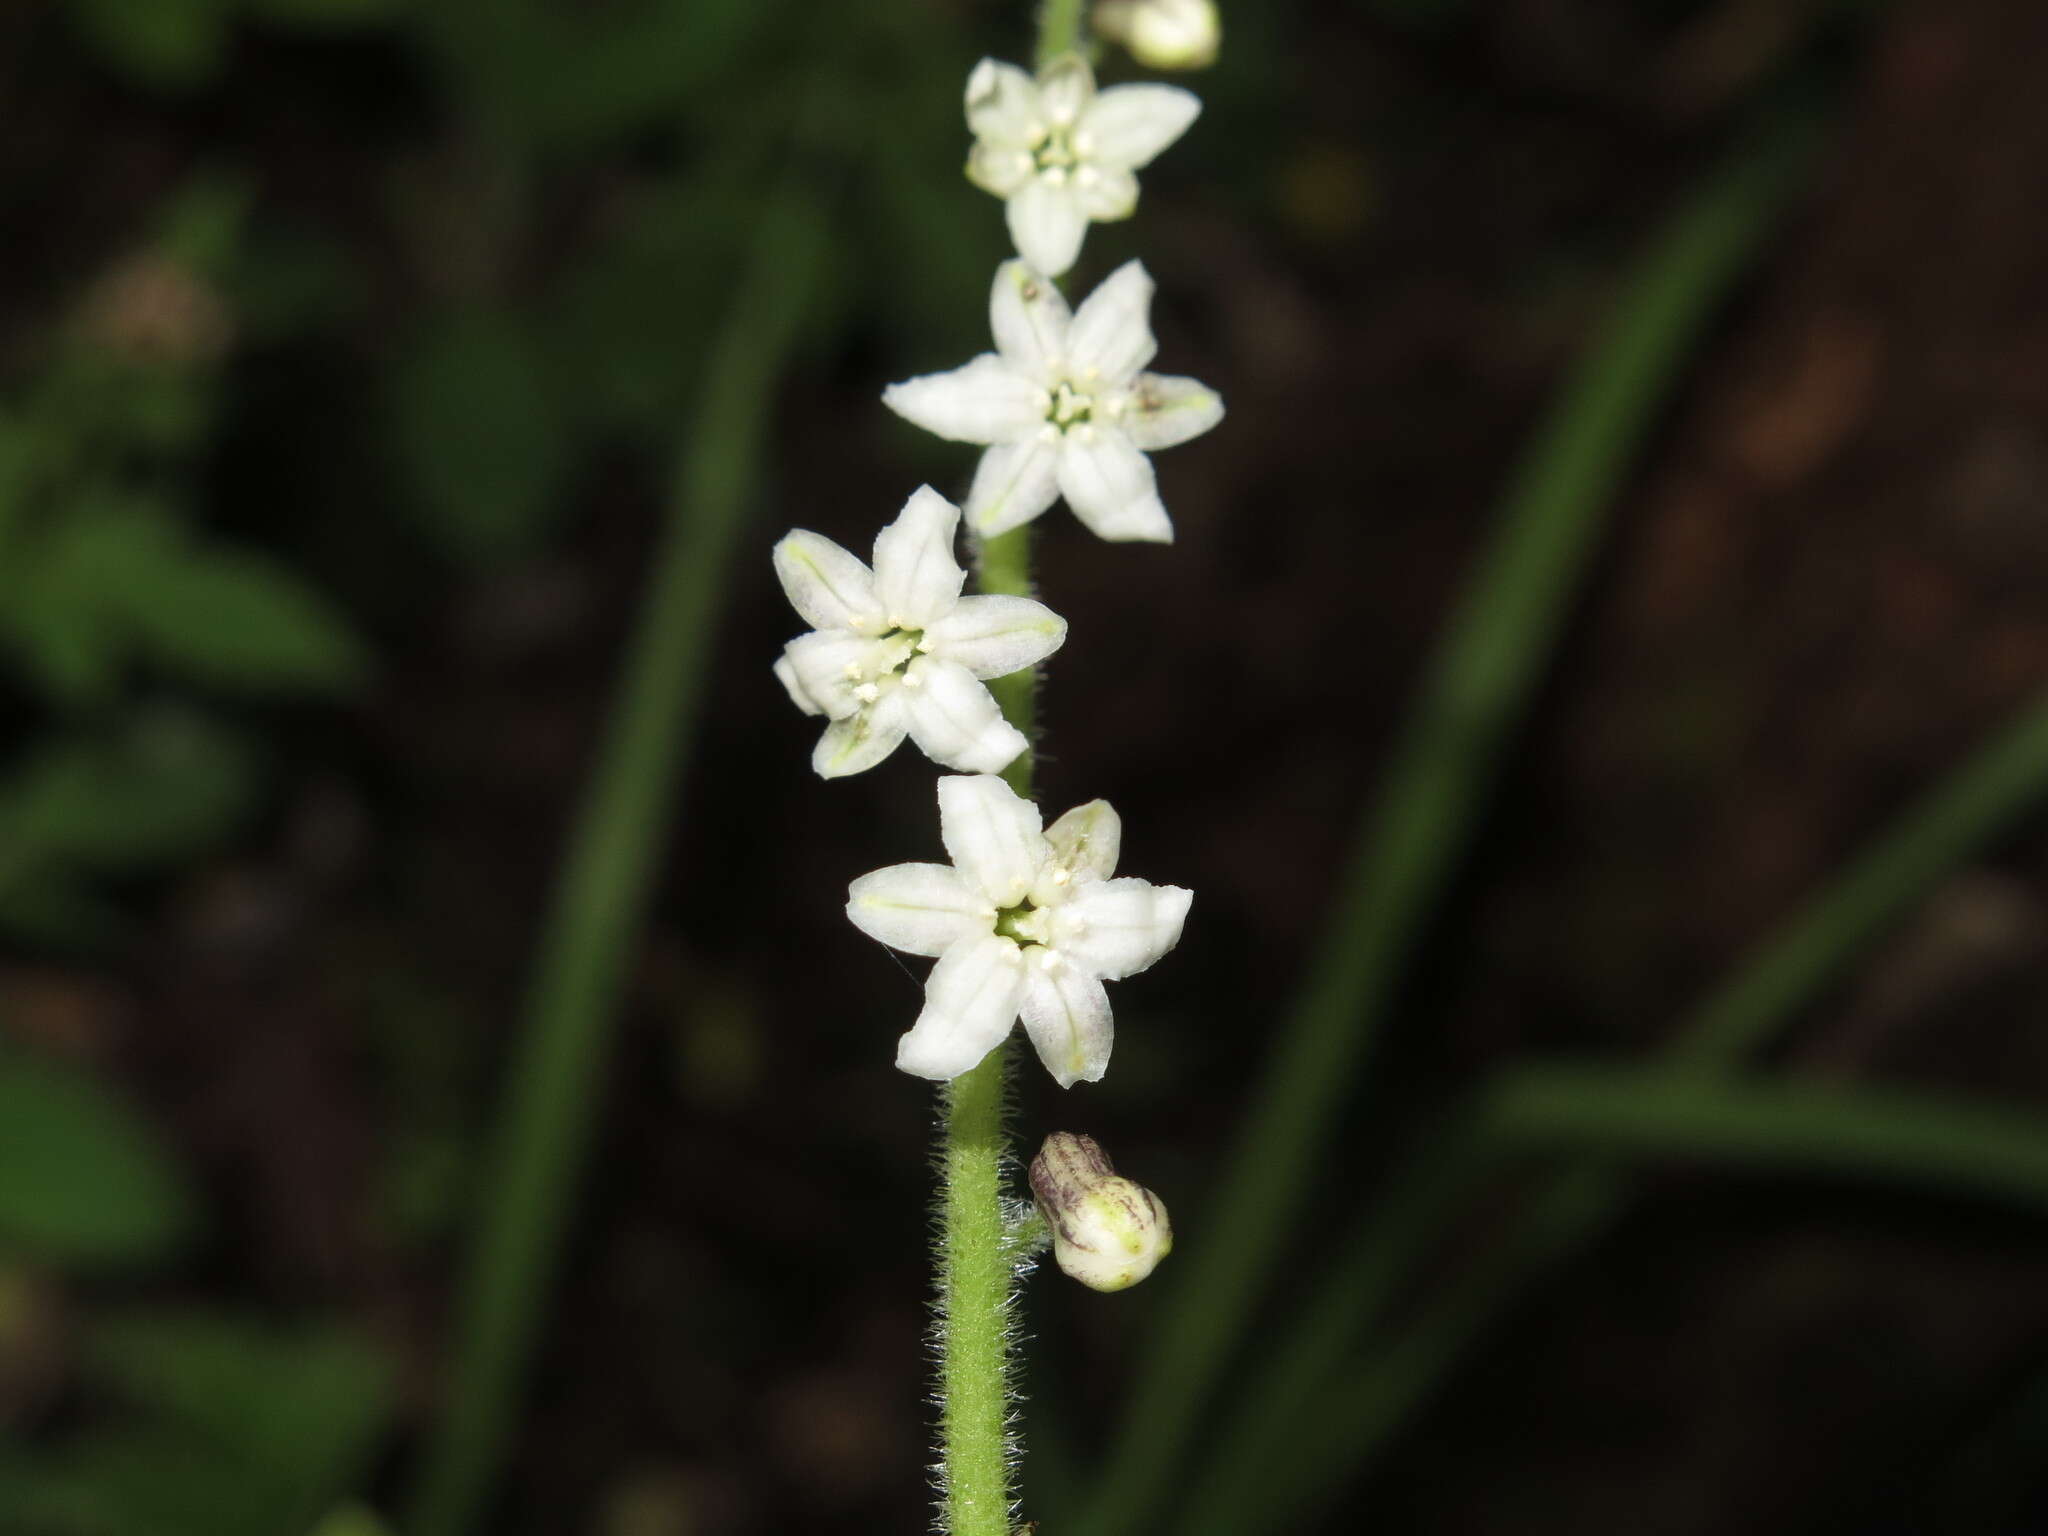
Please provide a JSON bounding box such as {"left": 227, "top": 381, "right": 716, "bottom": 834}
{"left": 6, "top": 499, "right": 366, "bottom": 702}
{"left": 0, "top": 1052, "right": 199, "bottom": 1270}
{"left": 0, "top": 1314, "right": 393, "bottom": 1536}
{"left": 389, "top": 312, "right": 571, "bottom": 566}
{"left": 307, "top": 1508, "right": 398, "bottom": 1536}
{"left": 64, "top": 0, "right": 230, "bottom": 93}
{"left": 62, "top": 0, "right": 403, "bottom": 92}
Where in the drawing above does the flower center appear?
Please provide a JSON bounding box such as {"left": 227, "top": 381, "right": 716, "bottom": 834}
{"left": 841, "top": 627, "right": 925, "bottom": 705}
{"left": 993, "top": 899, "right": 1053, "bottom": 947}
{"left": 1031, "top": 123, "right": 1080, "bottom": 175}
{"left": 1048, "top": 381, "right": 1094, "bottom": 429}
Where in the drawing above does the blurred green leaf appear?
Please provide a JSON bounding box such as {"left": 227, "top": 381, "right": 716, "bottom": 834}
{"left": 0, "top": 709, "right": 258, "bottom": 874}
{"left": 390, "top": 311, "right": 570, "bottom": 565}
{"left": 0, "top": 1317, "right": 391, "bottom": 1536}
{"left": 114, "top": 544, "right": 370, "bottom": 694}
{"left": 0, "top": 1451, "right": 119, "bottom": 1535}
{"left": 8, "top": 499, "right": 366, "bottom": 698}
{"left": 1485, "top": 1065, "right": 2048, "bottom": 1209}
{"left": 0, "top": 1051, "right": 198, "bottom": 1269}
{"left": 152, "top": 175, "right": 252, "bottom": 280}
{"left": 86, "top": 1312, "right": 392, "bottom": 1512}
{"left": 308, "top": 1506, "right": 398, "bottom": 1536}
{"left": 246, "top": 0, "right": 405, "bottom": 27}
{"left": 63, "top": 0, "right": 230, "bottom": 92}
{"left": 412, "top": 0, "right": 775, "bottom": 151}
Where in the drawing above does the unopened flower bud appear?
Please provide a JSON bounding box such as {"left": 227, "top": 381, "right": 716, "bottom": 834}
{"left": 1029, "top": 1132, "right": 1172, "bottom": 1291}
{"left": 1093, "top": 0, "right": 1222, "bottom": 71}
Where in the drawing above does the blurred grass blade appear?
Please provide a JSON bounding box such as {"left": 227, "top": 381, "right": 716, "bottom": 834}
{"left": 1075, "top": 103, "right": 1823, "bottom": 1536}
{"left": 1187, "top": 682, "right": 2048, "bottom": 1532}
{"left": 1221, "top": 683, "right": 2048, "bottom": 1533}
{"left": 403, "top": 186, "right": 825, "bottom": 1536}
{"left": 1487, "top": 1065, "right": 2048, "bottom": 1210}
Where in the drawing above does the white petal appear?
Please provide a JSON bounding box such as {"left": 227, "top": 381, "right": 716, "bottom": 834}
{"left": 773, "top": 653, "right": 823, "bottom": 717}
{"left": 1076, "top": 163, "right": 1139, "bottom": 221}
{"left": 965, "top": 59, "right": 1040, "bottom": 147}
{"left": 1120, "top": 371, "right": 1224, "bottom": 450}
{"left": 938, "top": 773, "right": 1045, "bottom": 908}
{"left": 773, "top": 530, "right": 881, "bottom": 632}
{"left": 899, "top": 657, "right": 1028, "bottom": 774}
{"left": 922, "top": 594, "right": 1067, "bottom": 680}
{"left": 1058, "top": 428, "right": 1173, "bottom": 543}
{"left": 1067, "top": 260, "right": 1158, "bottom": 383}
{"left": 1036, "top": 54, "right": 1096, "bottom": 128}
{"left": 965, "top": 436, "right": 1063, "bottom": 539}
{"left": 990, "top": 259, "right": 1071, "bottom": 380}
{"left": 968, "top": 142, "right": 1036, "bottom": 198}
{"left": 1077, "top": 83, "right": 1201, "bottom": 170}
{"left": 1007, "top": 177, "right": 1089, "bottom": 279}
{"left": 1019, "top": 949, "right": 1112, "bottom": 1088}
{"left": 883, "top": 354, "right": 1045, "bottom": 446}
{"left": 847, "top": 862, "right": 988, "bottom": 957}
{"left": 872, "top": 487, "right": 966, "bottom": 628}
{"left": 783, "top": 629, "right": 903, "bottom": 720}
{"left": 1050, "top": 877, "right": 1191, "bottom": 980}
{"left": 811, "top": 692, "right": 909, "bottom": 778}
{"left": 895, "top": 935, "right": 1027, "bottom": 1080}
{"left": 1042, "top": 799, "right": 1120, "bottom": 886}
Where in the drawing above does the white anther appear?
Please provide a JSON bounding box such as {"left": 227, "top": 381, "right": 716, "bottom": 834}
{"left": 854, "top": 682, "right": 880, "bottom": 704}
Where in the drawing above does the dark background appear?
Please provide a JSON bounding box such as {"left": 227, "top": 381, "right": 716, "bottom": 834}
{"left": 3, "top": 0, "right": 2048, "bottom": 1532}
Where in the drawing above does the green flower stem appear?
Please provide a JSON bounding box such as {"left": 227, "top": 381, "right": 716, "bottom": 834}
{"left": 404, "top": 190, "right": 822, "bottom": 1536}
{"left": 933, "top": 5, "right": 1079, "bottom": 1524}
{"left": 938, "top": 1051, "right": 1016, "bottom": 1536}
{"left": 1037, "top": 0, "right": 1087, "bottom": 65}
{"left": 977, "top": 527, "right": 1038, "bottom": 799}
{"left": 927, "top": 522, "right": 1040, "bottom": 1536}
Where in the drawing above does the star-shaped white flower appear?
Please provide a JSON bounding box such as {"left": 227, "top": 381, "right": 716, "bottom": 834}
{"left": 883, "top": 260, "right": 1223, "bottom": 543}
{"left": 774, "top": 488, "right": 1067, "bottom": 778}
{"left": 964, "top": 53, "right": 1200, "bottom": 277}
{"left": 847, "top": 774, "right": 1192, "bottom": 1086}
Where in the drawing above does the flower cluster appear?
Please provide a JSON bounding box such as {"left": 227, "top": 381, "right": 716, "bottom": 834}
{"left": 769, "top": 39, "right": 1218, "bottom": 1090}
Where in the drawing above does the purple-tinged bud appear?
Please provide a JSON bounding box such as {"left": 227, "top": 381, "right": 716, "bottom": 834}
{"left": 1029, "top": 1132, "right": 1172, "bottom": 1292}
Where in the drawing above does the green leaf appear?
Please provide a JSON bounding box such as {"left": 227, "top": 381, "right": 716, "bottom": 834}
{"left": 0, "top": 1052, "right": 198, "bottom": 1269}
{"left": 1485, "top": 1065, "right": 2048, "bottom": 1211}
{"left": 63, "top": 0, "right": 230, "bottom": 92}
{"left": 0, "top": 710, "right": 258, "bottom": 873}
{"left": 308, "top": 1506, "right": 398, "bottom": 1536}
{"left": 389, "top": 311, "right": 571, "bottom": 565}
{"left": 84, "top": 1312, "right": 393, "bottom": 1534}
{"left": 245, "top": 0, "right": 405, "bottom": 27}
{"left": 115, "top": 545, "right": 370, "bottom": 693}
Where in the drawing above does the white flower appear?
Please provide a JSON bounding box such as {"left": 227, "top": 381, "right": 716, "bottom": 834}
{"left": 882, "top": 260, "right": 1223, "bottom": 543}
{"left": 1094, "top": 0, "right": 1221, "bottom": 71}
{"left": 964, "top": 53, "right": 1200, "bottom": 278}
{"left": 774, "top": 488, "right": 1067, "bottom": 778}
{"left": 847, "top": 774, "right": 1192, "bottom": 1086}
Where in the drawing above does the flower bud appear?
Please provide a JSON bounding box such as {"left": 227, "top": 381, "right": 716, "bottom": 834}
{"left": 1029, "top": 1132, "right": 1172, "bottom": 1291}
{"left": 1093, "top": 0, "right": 1222, "bottom": 71}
